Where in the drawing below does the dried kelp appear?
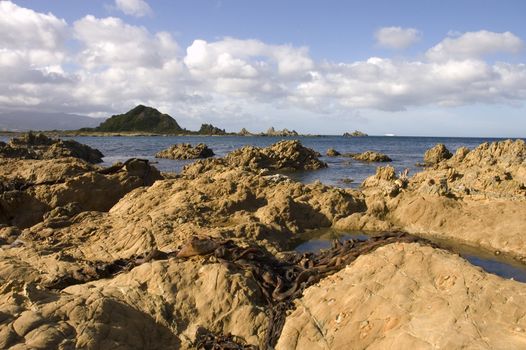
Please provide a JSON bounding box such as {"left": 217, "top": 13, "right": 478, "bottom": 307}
{"left": 182, "top": 231, "right": 431, "bottom": 349}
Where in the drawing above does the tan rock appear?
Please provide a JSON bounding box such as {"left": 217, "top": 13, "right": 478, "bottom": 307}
{"left": 0, "top": 158, "right": 162, "bottom": 228}
{"left": 277, "top": 243, "right": 526, "bottom": 349}
{"left": 0, "top": 132, "right": 104, "bottom": 163}
{"left": 343, "top": 151, "right": 392, "bottom": 162}
{"left": 423, "top": 143, "right": 452, "bottom": 166}
{"left": 183, "top": 140, "right": 326, "bottom": 174}
{"left": 155, "top": 143, "right": 214, "bottom": 160}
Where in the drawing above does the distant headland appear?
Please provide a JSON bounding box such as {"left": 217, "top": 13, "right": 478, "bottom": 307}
{"left": 1, "top": 105, "right": 369, "bottom": 137}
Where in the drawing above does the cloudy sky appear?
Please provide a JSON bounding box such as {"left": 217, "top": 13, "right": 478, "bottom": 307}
{"left": 1, "top": 0, "right": 526, "bottom": 136}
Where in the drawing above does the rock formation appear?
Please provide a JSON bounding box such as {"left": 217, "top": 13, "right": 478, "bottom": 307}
{"left": 344, "top": 150, "right": 392, "bottom": 162}
{"left": 343, "top": 130, "right": 368, "bottom": 137}
{"left": 239, "top": 128, "right": 253, "bottom": 136}
{"left": 326, "top": 148, "right": 341, "bottom": 157}
{"left": 0, "top": 132, "right": 103, "bottom": 163}
{"left": 423, "top": 143, "right": 453, "bottom": 165}
{"left": 198, "top": 124, "right": 226, "bottom": 135}
{"left": 155, "top": 143, "right": 215, "bottom": 160}
{"left": 262, "top": 127, "right": 299, "bottom": 137}
{"left": 336, "top": 139, "right": 526, "bottom": 258}
{"left": 183, "top": 140, "right": 327, "bottom": 174}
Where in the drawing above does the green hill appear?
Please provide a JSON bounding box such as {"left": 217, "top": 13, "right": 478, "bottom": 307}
{"left": 94, "top": 105, "right": 183, "bottom": 133}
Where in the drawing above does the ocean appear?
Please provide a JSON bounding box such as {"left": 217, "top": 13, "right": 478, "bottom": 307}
{"left": 66, "top": 135, "right": 515, "bottom": 187}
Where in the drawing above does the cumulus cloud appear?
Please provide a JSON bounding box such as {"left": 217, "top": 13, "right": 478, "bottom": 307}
{"left": 375, "top": 26, "right": 422, "bottom": 49}
{"left": 0, "top": 2, "right": 525, "bottom": 125}
{"left": 115, "top": 0, "right": 152, "bottom": 17}
{"left": 74, "top": 15, "right": 178, "bottom": 69}
{"left": 427, "top": 30, "right": 524, "bottom": 61}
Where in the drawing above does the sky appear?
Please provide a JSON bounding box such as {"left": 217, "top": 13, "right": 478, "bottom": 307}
{"left": 1, "top": 0, "right": 526, "bottom": 136}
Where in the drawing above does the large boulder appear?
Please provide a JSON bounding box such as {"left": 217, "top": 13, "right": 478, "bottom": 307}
{"left": 155, "top": 143, "right": 215, "bottom": 160}
{"left": 0, "top": 132, "right": 104, "bottom": 163}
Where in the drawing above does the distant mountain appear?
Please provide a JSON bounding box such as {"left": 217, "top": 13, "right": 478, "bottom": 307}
{"left": 0, "top": 111, "right": 105, "bottom": 131}
{"left": 91, "top": 105, "right": 183, "bottom": 133}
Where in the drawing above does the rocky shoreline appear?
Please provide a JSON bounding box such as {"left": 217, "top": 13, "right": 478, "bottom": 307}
{"left": 1, "top": 134, "right": 525, "bottom": 349}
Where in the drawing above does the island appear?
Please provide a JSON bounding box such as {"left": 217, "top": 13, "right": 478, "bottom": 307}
{"left": 343, "top": 130, "right": 368, "bottom": 137}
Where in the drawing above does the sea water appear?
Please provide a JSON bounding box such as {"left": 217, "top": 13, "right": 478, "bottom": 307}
{"left": 59, "top": 135, "right": 514, "bottom": 187}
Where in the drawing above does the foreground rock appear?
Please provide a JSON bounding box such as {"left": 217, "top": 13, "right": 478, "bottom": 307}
{"left": 183, "top": 140, "right": 327, "bottom": 174}
{"left": 337, "top": 139, "right": 526, "bottom": 257}
{"left": 0, "top": 132, "right": 103, "bottom": 163}
{"left": 277, "top": 243, "right": 526, "bottom": 349}
{"left": 155, "top": 143, "right": 215, "bottom": 160}
{"left": 0, "top": 157, "right": 162, "bottom": 228}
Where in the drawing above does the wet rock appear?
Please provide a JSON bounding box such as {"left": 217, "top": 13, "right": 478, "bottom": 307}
{"left": 423, "top": 143, "right": 452, "bottom": 166}
{"left": 0, "top": 132, "right": 104, "bottom": 163}
{"left": 155, "top": 143, "right": 215, "bottom": 160}
{"left": 326, "top": 148, "right": 340, "bottom": 157}
{"left": 344, "top": 151, "right": 392, "bottom": 162}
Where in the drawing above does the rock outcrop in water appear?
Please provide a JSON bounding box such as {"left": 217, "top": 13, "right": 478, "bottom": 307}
{"left": 345, "top": 150, "right": 392, "bottom": 162}
{"left": 0, "top": 132, "right": 103, "bottom": 163}
{"left": 183, "top": 140, "right": 327, "bottom": 174}
{"left": 343, "top": 130, "right": 368, "bottom": 137}
{"left": 262, "top": 127, "right": 299, "bottom": 137}
{"left": 197, "top": 123, "right": 227, "bottom": 135}
{"left": 1, "top": 134, "right": 526, "bottom": 349}
{"left": 326, "top": 148, "right": 341, "bottom": 157}
{"left": 155, "top": 143, "right": 215, "bottom": 160}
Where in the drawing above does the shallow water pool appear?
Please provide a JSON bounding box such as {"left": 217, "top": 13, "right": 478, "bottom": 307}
{"left": 293, "top": 229, "right": 526, "bottom": 283}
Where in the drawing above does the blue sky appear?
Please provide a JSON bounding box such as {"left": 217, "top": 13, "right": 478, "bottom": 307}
{"left": 2, "top": 0, "right": 526, "bottom": 136}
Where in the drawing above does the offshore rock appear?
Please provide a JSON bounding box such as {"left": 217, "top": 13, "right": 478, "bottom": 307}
{"left": 0, "top": 132, "right": 103, "bottom": 163}
{"left": 155, "top": 143, "right": 215, "bottom": 160}
{"left": 326, "top": 148, "right": 341, "bottom": 157}
{"left": 345, "top": 151, "right": 392, "bottom": 162}
{"left": 183, "top": 140, "right": 327, "bottom": 174}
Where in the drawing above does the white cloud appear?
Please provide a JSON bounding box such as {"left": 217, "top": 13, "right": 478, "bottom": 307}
{"left": 375, "top": 27, "right": 422, "bottom": 49}
{"left": 115, "top": 0, "right": 152, "bottom": 17}
{"left": 74, "top": 15, "right": 178, "bottom": 69}
{"left": 427, "top": 30, "right": 524, "bottom": 61}
{"left": 0, "top": 2, "right": 525, "bottom": 128}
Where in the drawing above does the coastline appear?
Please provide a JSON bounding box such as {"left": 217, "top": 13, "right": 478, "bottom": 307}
{"left": 1, "top": 133, "right": 526, "bottom": 348}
